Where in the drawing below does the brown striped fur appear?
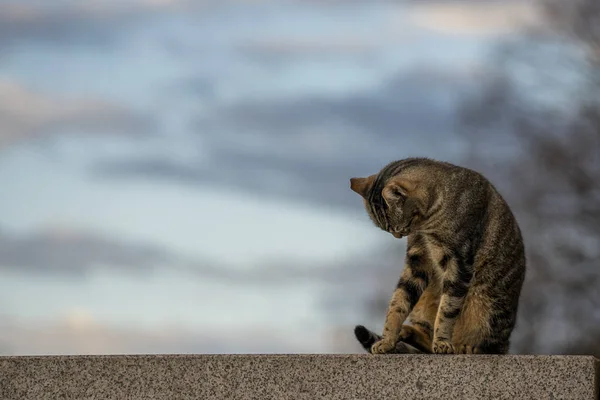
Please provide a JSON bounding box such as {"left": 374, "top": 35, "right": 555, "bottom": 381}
{"left": 350, "top": 158, "right": 526, "bottom": 354}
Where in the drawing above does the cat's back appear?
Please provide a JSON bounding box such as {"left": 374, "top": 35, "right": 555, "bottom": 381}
{"left": 387, "top": 157, "right": 485, "bottom": 189}
{"left": 404, "top": 158, "right": 526, "bottom": 273}
{"left": 384, "top": 158, "right": 524, "bottom": 254}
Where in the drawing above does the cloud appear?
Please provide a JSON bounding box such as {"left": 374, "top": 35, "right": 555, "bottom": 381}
{"left": 0, "top": 225, "right": 174, "bottom": 277}
{"left": 0, "top": 219, "right": 405, "bottom": 294}
{"left": 237, "top": 37, "right": 380, "bottom": 64}
{"left": 0, "top": 79, "right": 153, "bottom": 148}
{"left": 0, "top": 239, "right": 407, "bottom": 355}
{"left": 93, "top": 65, "right": 476, "bottom": 208}
{"left": 0, "top": 0, "right": 291, "bottom": 52}
{"left": 222, "top": 0, "right": 538, "bottom": 67}
{"left": 0, "top": 2, "right": 127, "bottom": 50}
{"left": 237, "top": 28, "right": 413, "bottom": 64}
{"left": 0, "top": 0, "right": 533, "bottom": 57}
{"left": 182, "top": 241, "right": 406, "bottom": 290}
{"left": 406, "top": 1, "right": 541, "bottom": 36}
{"left": 0, "top": 315, "right": 323, "bottom": 355}
{"left": 0, "top": 0, "right": 193, "bottom": 51}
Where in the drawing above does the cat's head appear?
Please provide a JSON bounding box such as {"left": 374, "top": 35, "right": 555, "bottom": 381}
{"left": 350, "top": 173, "right": 422, "bottom": 238}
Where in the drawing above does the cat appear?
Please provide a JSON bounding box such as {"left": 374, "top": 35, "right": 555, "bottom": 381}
{"left": 350, "top": 157, "right": 526, "bottom": 354}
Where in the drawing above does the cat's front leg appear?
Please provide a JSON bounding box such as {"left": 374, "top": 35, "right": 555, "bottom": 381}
{"left": 432, "top": 258, "right": 473, "bottom": 354}
{"left": 372, "top": 251, "right": 430, "bottom": 354}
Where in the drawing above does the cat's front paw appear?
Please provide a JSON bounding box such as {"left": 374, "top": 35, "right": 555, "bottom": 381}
{"left": 432, "top": 340, "right": 455, "bottom": 354}
{"left": 371, "top": 339, "right": 396, "bottom": 354}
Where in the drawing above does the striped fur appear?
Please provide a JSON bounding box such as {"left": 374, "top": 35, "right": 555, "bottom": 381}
{"left": 354, "top": 325, "right": 423, "bottom": 354}
{"left": 350, "top": 158, "right": 526, "bottom": 355}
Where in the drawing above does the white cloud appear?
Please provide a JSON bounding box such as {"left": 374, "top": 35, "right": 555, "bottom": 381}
{"left": 0, "top": 0, "right": 218, "bottom": 53}
{"left": 0, "top": 315, "right": 326, "bottom": 355}
{"left": 239, "top": 36, "right": 379, "bottom": 58}
{"left": 62, "top": 308, "right": 97, "bottom": 330}
{"left": 0, "top": 79, "right": 151, "bottom": 147}
{"left": 406, "top": 1, "right": 542, "bottom": 36}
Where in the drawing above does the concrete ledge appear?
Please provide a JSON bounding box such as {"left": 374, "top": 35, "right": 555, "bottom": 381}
{"left": 1, "top": 354, "right": 598, "bottom": 399}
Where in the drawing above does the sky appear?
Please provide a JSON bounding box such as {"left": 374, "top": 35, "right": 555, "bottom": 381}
{"left": 0, "top": 0, "right": 540, "bottom": 355}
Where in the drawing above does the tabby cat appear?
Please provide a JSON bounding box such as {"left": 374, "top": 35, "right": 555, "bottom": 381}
{"left": 350, "top": 158, "right": 525, "bottom": 354}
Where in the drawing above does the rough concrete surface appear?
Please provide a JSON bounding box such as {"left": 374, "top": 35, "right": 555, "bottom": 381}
{"left": 0, "top": 354, "right": 598, "bottom": 400}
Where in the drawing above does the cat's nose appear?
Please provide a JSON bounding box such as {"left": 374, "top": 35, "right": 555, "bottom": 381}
{"left": 391, "top": 231, "right": 403, "bottom": 238}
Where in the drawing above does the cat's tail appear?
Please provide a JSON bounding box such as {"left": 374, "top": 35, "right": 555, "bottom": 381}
{"left": 354, "top": 325, "right": 423, "bottom": 354}
{"left": 354, "top": 325, "right": 381, "bottom": 352}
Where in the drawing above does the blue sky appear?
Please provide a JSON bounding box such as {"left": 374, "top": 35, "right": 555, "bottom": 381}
{"left": 0, "top": 0, "right": 538, "bottom": 354}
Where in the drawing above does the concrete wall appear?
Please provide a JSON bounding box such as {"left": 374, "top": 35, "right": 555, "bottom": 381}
{"left": 1, "top": 354, "right": 598, "bottom": 399}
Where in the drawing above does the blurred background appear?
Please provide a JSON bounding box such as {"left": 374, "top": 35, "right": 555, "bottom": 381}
{"left": 0, "top": 0, "right": 598, "bottom": 356}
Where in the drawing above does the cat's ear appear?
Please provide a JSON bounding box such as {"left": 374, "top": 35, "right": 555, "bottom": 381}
{"left": 350, "top": 174, "right": 376, "bottom": 199}
{"left": 382, "top": 177, "right": 417, "bottom": 207}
